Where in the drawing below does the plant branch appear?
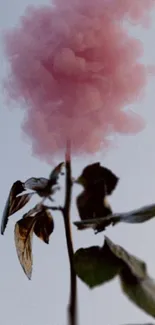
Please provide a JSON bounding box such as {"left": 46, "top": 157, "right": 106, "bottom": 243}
{"left": 62, "top": 140, "right": 77, "bottom": 325}
{"left": 44, "top": 205, "right": 63, "bottom": 211}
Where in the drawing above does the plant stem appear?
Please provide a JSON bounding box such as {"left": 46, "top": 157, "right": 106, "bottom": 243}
{"left": 63, "top": 141, "right": 77, "bottom": 325}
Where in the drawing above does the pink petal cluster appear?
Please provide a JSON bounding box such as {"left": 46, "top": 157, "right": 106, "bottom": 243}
{"left": 3, "top": 0, "right": 155, "bottom": 161}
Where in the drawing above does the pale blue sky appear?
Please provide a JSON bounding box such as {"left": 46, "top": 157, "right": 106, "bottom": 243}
{"left": 1, "top": 1, "right": 155, "bottom": 325}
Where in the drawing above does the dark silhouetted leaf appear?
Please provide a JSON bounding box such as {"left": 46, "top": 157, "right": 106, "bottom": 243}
{"left": 74, "top": 215, "right": 112, "bottom": 232}
{"left": 49, "top": 162, "right": 64, "bottom": 185}
{"left": 74, "top": 203, "right": 155, "bottom": 233}
{"left": 120, "top": 268, "right": 155, "bottom": 318}
{"left": 10, "top": 181, "right": 25, "bottom": 197}
{"left": 34, "top": 209, "right": 54, "bottom": 244}
{"left": 74, "top": 237, "right": 146, "bottom": 288}
{"left": 1, "top": 181, "right": 32, "bottom": 235}
{"left": 14, "top": 216, "right": 36, "bottom": 279}
{"left": 76, "top": 189, "right": 112, "bottom": 222}
{"left": 75, "top": 163, "right": 119, "bottom": 224}
{"left": 76, "top": 162, "right": 119, "bottom": 195}
{"left": 1, "top": 198, "right": 10, "bottom": 235}
{"left": 24, "top": 177, "right": 49, "bottom": 192}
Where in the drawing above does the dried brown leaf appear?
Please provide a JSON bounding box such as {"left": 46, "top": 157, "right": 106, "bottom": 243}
{"left": 9, "top": 193, "right": 34, "bottom": 216}
{"left": 14, "top": 216, "right": 37, "bottom": 279}
{"left": 1, "top": 181, "right": 32, "bottom": 235}
{"left": 34, "top": 209, "right": 54, "bottom": 244}
{"left": 14, "top": 204, "right": 54, "bottom": 279}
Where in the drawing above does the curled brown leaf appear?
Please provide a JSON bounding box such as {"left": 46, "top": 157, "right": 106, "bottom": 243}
{"left": 14, "top": 216, "right": 36, "bottom": 279}
{"left": 1, "top": 181, "right": 33, "bottom": 235}
{"left": 34, "top": 209, "right": 54, "bottom": 244}
{"left": 14, "top": 204, "right": 54, "bottom": 279}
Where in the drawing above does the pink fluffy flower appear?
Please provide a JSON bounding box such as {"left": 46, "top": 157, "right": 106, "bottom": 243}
{"left": 3, "top": 0, "right": 155, "bottom": 161}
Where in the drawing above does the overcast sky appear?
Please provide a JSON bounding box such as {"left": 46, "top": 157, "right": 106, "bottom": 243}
{"left": 1, "top": 1, "right": 155, "bottom": 325}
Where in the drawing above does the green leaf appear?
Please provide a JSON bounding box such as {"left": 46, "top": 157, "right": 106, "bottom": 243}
{"left": 74, "top": 243, "right": 121, "bottom": 288}
{"left": 104, "top": 237, "right": 146, "bottom": 279}
{"left": 120, "top": 268, "right": 155, "bottom": 318}
{"left": 105, "top": 238, "right": 155, "bottom": 318}
{"left": 74, "top": 237, "right": 146, "bottom": 289}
